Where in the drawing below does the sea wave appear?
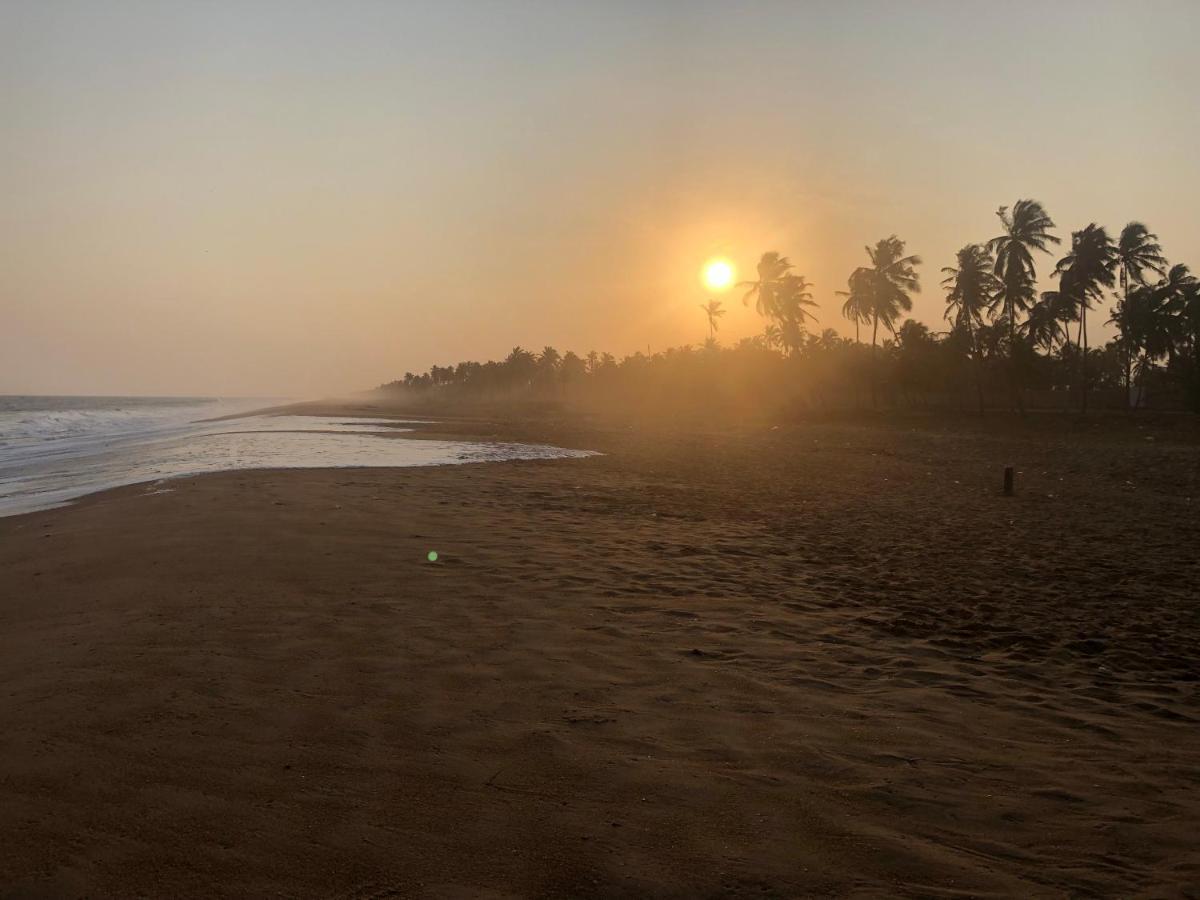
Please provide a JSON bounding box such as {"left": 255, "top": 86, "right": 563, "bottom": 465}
{"left": 0, "top": 396, "right": 594, "bottom": 517}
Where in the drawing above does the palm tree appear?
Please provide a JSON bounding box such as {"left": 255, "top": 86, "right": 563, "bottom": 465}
{"left": 816, "top": 328, "right": 842, "bottom": 352}
{"left": 775, "top": 273, "right": 819, "bottom": 355}
{"left": 1112, "top": 223, "right": 1168, "bottom": 402}
{"left": 1124, "top": 264, "right": 1199, "bottom": 405}
{"left": 738, "top": 252, "right": 793, "bottom": 320}
{"left": 1122, "top": 284, "right": 1170, "bottom": 404}
{"left": 1115, "top": 222, "right": 1168, "bottom": 297}
{"left": 942, "top": 243, "right": 999, "bottom": 413}
{"left": 740, "top": 254, "right": 818, "bottom": 356}
{"left": 836, "top": 270, "right": 873, "bottom": 344}
{"left": 1054, "top": 224, "right": 1118, "bottom": 412}
{"left": 836, "top": 268, "right": 876, "bottom": 408}
{"left": 857, "top": 235, "right": 922, "bottom": 408}
{"left": 762, "top": 324, "right": 784, "bottom": 352}
{"left": 1023, "top": 296, "right": 1059, "bottom": 354}
{"left": 1158, "top": 263, "right": 1199, "bottom": 319}
{"left": 1174, "top": 268, "right": 1200, "bottom": 411}
{"left": 699, "top": 299, "right": 726, "bottom": 340}
{"left": 987, "top": 200, "right": 1060, "bottom": 412}
{"left": 1024, "top": 290, "right": 1076, "bottom": 355}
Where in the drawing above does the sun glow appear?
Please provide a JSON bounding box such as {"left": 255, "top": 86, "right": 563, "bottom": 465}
{"left": 702, "top": 258, "right": 735, "bottom": 292}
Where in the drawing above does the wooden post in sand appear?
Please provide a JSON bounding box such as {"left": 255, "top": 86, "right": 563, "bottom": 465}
{"left": 1003, "top": 466, "right": 1014, "bottom": 496}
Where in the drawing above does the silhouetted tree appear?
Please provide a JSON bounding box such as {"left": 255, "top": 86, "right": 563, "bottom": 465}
{"left": 739, "top": 254, "right": 818, "bottom": 355}
{"left": 775, "top": 273, "right": 819, "bottom": 355}
{"left": 762, "top": 324, "right": 784, "bottom": 352}
{"left": 378, "top": 214, "right": 1200, "bottom": 416}
{"left": 1024, "top": 291, "right": 1075, "bottom": 355}
{"left": 942, "top": 243, "right": 999, "bottom": 413}
{"left": 988, "top": 200, "right": 1060, "bottom": 413}
{"left": 837, "top": 271, "right": 872, "bottom": 345}
{"left": 1175, "top": 267, "right": 1200, "bottom": 410}
{"left": 504, "top": 346, "right": 537, "bottom": 387}
{"left": 1126, "top": 264, "right": 1198, "bottom": 404}
{"left": 561, "top": 351, "right": 587, "bottom": 383}
{"left": 857, "top": 235, "right": 921, "bottom": 408}
{"left": 739, "top": 252, "right": 792, "bottom": 319}
{"left": 1112, "top": 223, "right": 1168, "bottom": 402}
{"left": 1054, "top": 224, "right": 1118, "bottom": 412}
{"left": 699, "top": 299, "right": 726, "bottom": 340}
{"left": 836, "top": 268, "right": 876, "bottom": 407}
{"left": 814, "top": 328, "right": 843, "bottom": 352}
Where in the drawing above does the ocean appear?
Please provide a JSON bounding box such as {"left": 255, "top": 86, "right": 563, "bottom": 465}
{"left": 0, "top": 395, "right": 592, "bottom": 517}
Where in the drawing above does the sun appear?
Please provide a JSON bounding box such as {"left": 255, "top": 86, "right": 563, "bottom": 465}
{"left": 702, "top": 258, "right": 735, "bottom": 292}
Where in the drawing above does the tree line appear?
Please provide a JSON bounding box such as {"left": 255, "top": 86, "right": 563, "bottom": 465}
{"left": 380, "top": 199, "right": 1200, "bottom": 415}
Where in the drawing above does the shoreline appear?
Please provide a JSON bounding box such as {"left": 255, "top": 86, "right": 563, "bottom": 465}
{"left": 0, "top": 407, "right": 599, "bottom": 521}
{"left": 1, "top": 408, "right": 1197, "bottom": 896}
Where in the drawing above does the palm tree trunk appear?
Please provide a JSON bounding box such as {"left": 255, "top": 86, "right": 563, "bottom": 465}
{"left": 971, "top": 322, "right": 985, "bottom": 415}
{"left": 1192, "top": 341, "right": 1200, "bottom": 413}
{"left": 1124, "top": 341, "right": 1133, "bottom": 408}
{"left": 1008, "top": 299, "right": 1025, "bottom": 415}
{"left": 1122, "top": 277, "right": 1134, "bottom": 410}
{"left": 1056, "top": 322, "right": 1071, "bottom": 409}
{"left": 1080, "top": 304, "right": 1089, "bottom": 414}
{"left": 871, "top": 313, "right": 879, "bottom": 410}
{"left": 854, "top": 318, "right": 863, "bottom": 410}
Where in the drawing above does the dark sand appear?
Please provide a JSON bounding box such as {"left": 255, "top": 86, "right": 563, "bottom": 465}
{"left": 1, "top": 411, "right": 1198, "bottom": 897}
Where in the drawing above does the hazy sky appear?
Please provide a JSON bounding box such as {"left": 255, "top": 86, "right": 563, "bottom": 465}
{"left": 3, "top": 0, "right": 1198, "bottom": 397}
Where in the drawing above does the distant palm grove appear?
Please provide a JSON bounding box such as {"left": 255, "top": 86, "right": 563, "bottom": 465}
{"left": 380, "top": 200, "right": 1200, "bottom": 417}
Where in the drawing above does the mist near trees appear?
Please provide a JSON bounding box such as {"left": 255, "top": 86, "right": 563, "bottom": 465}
{"left": 381, "top": 201, "right": 1200, "bottom": 416}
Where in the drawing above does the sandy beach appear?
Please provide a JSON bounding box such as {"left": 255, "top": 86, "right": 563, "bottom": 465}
{"left": 1, "top": 409, "right": 1198, "bottom": 897}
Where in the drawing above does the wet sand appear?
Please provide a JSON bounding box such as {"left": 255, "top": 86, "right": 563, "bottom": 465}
{"left": 1, "top": 411, "right": 1198, "bottom": 897}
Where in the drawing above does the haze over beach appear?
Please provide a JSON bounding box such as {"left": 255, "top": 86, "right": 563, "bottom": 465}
{"left": 3, "top": 0, "right": 1199, "bottom": 397}
{"left": 3, "top": 2, "right": 1200, "bottom": 898}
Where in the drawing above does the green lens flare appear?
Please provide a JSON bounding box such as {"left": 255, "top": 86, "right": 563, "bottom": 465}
{"left": 426, "top": 550, "right": 438, "bottom": 562}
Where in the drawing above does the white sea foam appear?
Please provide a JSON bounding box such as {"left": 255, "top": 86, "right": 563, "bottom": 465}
{"left": 0, "top": 396, "right": 595, "bottom": 517}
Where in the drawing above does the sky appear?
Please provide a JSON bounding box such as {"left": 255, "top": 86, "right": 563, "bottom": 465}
{"left": 2, "top": 0, "right": 1198, "bottom": 397}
